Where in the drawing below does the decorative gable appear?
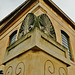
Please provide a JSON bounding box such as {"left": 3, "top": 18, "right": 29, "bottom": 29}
{"left": 18, "top": 13, "right": 56, "bottom": 40}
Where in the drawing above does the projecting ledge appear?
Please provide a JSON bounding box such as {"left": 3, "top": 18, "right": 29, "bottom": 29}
{"left": 3, "top": 27, "right": 70, "bottom": 66}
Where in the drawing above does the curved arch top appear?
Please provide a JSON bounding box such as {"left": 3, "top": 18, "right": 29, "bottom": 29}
{"left": 18, "top": 13, "right": 36, "bottom": 39}
{"left": 61, "top": 30, "right": 69, "bottom": 38}
{"left": 18, "top": 13, "right": 56, "bottom": 40}
{"left": 9, "top": 30, "right": 17, "bottom": 45}
{"left": 38, "top": 14, "right": 56, "bottom": 40}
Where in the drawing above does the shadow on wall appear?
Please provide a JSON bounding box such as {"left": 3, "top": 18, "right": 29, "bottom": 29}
{"left": 0, "top": 70, "right": 3, "bottom": 74}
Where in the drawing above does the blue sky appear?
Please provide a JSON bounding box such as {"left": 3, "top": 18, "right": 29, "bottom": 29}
{"left": 0, "top": 0, "right": 75, "bottom": 22}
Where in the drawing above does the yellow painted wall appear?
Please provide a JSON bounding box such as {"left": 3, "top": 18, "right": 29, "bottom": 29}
{"left": 0, "top": 0, "right": 75, "bottom": 74}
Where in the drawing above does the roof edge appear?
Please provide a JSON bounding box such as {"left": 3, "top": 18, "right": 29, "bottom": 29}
{"left": 0, "top": 0, "right": 30, "bottom": 25}
{"left": 0, "top": 0, "right": 37, "bottom": 34}
{"left": 0, "top": 0, "right": 75, "bottom": 32}
{"left": 44, "top": 0, "right": 75, "bottom": 29}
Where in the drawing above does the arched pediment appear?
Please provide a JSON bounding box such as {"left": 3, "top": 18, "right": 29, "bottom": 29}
{"left": 18, "top": 13, "right": 56, "bottom": 40}
{"left": 38, "top": 14, "right": 56, "bottom": 40}
{"left": 18, "top": 13, "right": 36, "bottom": 39}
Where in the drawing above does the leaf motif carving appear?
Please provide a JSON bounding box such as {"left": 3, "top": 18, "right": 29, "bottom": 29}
{"left": 18, "top": 13, "right": 35, "bottom": 39}
{"left": 18, "top": 13, "right": 56, "bottom": 40}
{"left": 38, "top": 14, "right": 56, "bottom": 40}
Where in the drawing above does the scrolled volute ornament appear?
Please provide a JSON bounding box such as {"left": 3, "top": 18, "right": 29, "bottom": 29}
{"left": 59, "top": 67, "right": 67, "bottom": 75}
{"left": 44, "top": 60, "right": 55, "bottom": 75}
{"left": 5, "top": 66, "right": 13, "bottom": 75}
{"left": 15, "top": 62, "right": 25, "bottom": 75}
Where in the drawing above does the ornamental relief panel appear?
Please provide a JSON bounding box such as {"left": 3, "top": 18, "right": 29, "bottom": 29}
{"left": 5, "top": 66, "right": 13, "bottom": 75}
{"left": 59, "top": 67, "right": 67, "bottom": 75}
{"left": 15, "top": 62, "right": 25, "bottom": 75}
{"left": 44, "top": 60, "right": 67, "bottom": 75}
{"left": 18, "top": 13, "right": 56, "bottom": 40}
{"left": 5, "top": 60, "right": 67, "bottom": 75}
{"left": 44, "top": 60, "right": 55, "bottom": 75}
{"left": 5, "top": 62, "right": 25, "bottom": 75}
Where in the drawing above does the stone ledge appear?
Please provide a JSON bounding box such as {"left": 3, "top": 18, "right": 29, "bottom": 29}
{"left": 3, "top": 27, "right": 70, "bottom": 66}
